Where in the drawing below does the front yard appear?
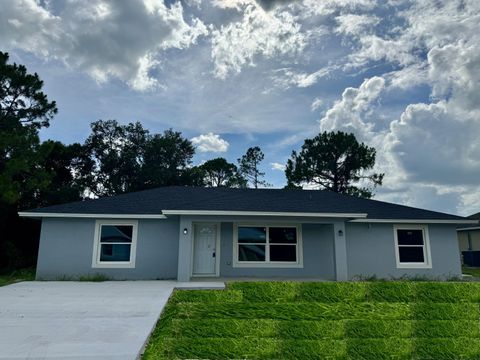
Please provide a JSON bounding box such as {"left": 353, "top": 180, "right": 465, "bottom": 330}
{"left": 143, "top": 281, "right": 480, "bottom": 360}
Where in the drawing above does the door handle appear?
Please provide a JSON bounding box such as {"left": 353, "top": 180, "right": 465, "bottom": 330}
{"left": 212, "top": 251, "right": 216, "bottom": 258}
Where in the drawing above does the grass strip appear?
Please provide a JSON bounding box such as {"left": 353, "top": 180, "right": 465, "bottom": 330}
{"left": 170, "top": 289, "right": 243, "bottom": 303}
{"left": 174, "top": 302, "right": 478, "bottom": 320}
{"left": 170, "top": 319, "right": 345, "bottom": 339}
{"left": 345, "top": 319, "right": 480, "bottom": 339}
{"left": 413, "top": 320, "right": 480, "bottom": 338}
{"left": 345, "top": 319, "right": 413, "bottom": 338}
{"left": 229, "top": 281, "right": 480, "bottom": 303}
{"left": 175, "top": 301, "right": 414, "bottom": 320}
{"left": 414, "top": 282, "right": 480, "bottom": 303}
{"left": 150, "top": 338, "right": 347, "bottom": 360}
{"left": 411, "top": 302, "right": 479, "bottom": 320}
{"left": 347, "top": 338, "right": 413, "bottom": 360}
{"left": 413, "top": 338, "right": 480, "bottom": 360}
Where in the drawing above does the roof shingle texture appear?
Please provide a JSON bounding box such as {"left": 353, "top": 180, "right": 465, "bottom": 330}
{"left": 25, "top": 186, "right": 470, "bottom": 221}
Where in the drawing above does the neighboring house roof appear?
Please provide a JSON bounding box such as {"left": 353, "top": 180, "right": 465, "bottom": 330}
{"left": 468, "top": 212, "right": 480, "bottom": 220}
{"left": 18, "top": 186, "right": 477, "bottom": 223}
{"left": 458, "top": 212, "right": 480, "bottom": 231}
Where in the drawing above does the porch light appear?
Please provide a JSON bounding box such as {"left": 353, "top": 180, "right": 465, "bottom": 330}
{"left": 338, "top": 230, "right": 344, "bottom": 237}
{"left": 183, "top": 228, "right": 188, "bottom": 235}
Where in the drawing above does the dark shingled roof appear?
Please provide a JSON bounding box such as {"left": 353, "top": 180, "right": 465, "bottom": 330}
{"left": 457, "top": 212, "right": 480, "bottom": 230}
{"left": 22, "top": 186, "right": 473, "bottom": 221}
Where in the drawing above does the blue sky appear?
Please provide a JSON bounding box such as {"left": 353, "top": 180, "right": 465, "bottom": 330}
{"left": 1, "top": 0, "right": 479, "bottom": 215}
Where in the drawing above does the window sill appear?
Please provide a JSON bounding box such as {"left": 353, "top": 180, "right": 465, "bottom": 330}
{"left": 92, "top": 262, "right": 136, "bottom": 269}
{"left": 396, "top": 263, "right": 432, "bottom": 269}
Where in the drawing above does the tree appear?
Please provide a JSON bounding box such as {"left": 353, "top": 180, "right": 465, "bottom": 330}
{"left": 0, "top": 52, "right": 57, "bottom": 130}
{"left": 238, "top": 146, "right": 270, "bottom": 188}
{"left": 140, "top": 129, "right": 196, "bottom": 189}
{"left": 0, "top": 52, "right": 58, "bottom": 269}
{"left": 199, "top": 158, "right": 246, "bottom": 188}
{"left": 285, "top": 131, "right": 384, "bottom": 198}
{"left": 0, "top": 52, "right": 58, "bottom": 205}
{"left": 84, "top": 120, "right": 149, "bottom": 196}
{"left": 35, "top": 141, "right": 93, "bottom": 207}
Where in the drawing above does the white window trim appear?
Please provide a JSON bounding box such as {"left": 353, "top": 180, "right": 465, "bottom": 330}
{"left": 393, "top": 224, "right": 432, "bottom": 269}
{"left": 92, "top": 219, "right": 138, "bottom": 269}
{"left": 233, "top": 223, "right": 303, "bottom": 268}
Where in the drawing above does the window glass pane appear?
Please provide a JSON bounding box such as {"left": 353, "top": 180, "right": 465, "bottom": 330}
{"left": 100, "top": 244, "right": 131, "bottom": 262}
{"left": 238, "top": 245, "right": 266, "bottom": 261}
{"left": 399, "top": 246, "right": 425, "bottom": 263}
{"left": 238, "top": 227, "right": 266, "bottom": 244}
{"left": 100, "top": 225, "right": 133, "bottom": 243}
{"left": 270, "top": 245, "right": 296, "bottom": 262}
{"left": 397, "top": 229, "right": 424, "bottom": 245}
{"left": 269, "top": 227, "right": 297, "bottom": 244}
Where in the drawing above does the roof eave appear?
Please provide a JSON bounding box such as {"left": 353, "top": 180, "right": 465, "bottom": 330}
{"left": 457, "top": 226, "right": 480, "bottom": 231}
{"left": 350, "top": 219, "right": 477, "bottom": 224}
{"left": 18, "top": 212, "right": 167, "bottom": 219}
{"left": 161, "top": 210, "right": 368, "bottom": 218}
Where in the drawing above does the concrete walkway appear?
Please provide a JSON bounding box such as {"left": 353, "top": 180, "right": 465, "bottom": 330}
{"left": 0, "top": 281, "right": 224, "bottom": 360}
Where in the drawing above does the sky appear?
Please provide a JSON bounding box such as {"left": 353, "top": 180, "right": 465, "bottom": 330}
{"left": 1, "top": 0, "right": 479, "bottom": 216}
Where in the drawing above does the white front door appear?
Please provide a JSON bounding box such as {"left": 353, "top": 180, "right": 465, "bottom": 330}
{"left": 193, "top": 223, "right": 217, "bottom": 276}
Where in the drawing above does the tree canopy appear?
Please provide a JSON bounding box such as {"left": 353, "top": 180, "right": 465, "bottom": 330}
{"left": 0, "top": 52, "right": 59, "bottom": 269}
{"left": 140, "top": 129, "right": 196, "bottom": 189}
{"left": 0, "top": 52, "right": 57, "bottom": 130}
{"left": 238, "top": 146, "right": 270, "bottom": 188}
{"left": 199, "top": 158, "right": 246, "bottom": 188}
{"left": 285, "top": 131, "right": 384, "bottom": 198}
{"left": 0, "top": 52, "right": 59, "bottom": 206}
{"left": 83, "top": 121, "right": 197, "bottom": 196}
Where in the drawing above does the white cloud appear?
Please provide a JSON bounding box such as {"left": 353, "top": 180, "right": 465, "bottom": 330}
{"left": 191, "top": 132, "right": 230, "bottom": 152}
{"left": 320, "top": 76, "right": 385, "bottom": 140}
{"left": 270, "top": 162, "right": 285, "bottom": 171}
{"left": 389, "top": 101, "right": 480, "bottom": 186}
{"left": 310, "top": 97, "right": 323, "bottom": 112}
{"left": 335, "top": 14, "right": 379, "bottom": 36}
{"left": 297, "top": 0, "right": 377, "bottom": 18}
{"left": 319, "top": 67, "right": 480, "bottom": 215}
{"left": 210, "top": 1, "right": 308, "bottom": 79}
{"left": 0, "top": 0, "right": 208, "bottom": 91}
{"left": 271, "top": 66, "right": 333, "bottom": 89}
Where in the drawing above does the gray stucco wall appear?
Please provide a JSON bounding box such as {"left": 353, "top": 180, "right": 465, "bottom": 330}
{"left": 219, "top": 222, "right": 336, "bottom": 279}
{"left": 36, "top": 217, "right": 179, "bottom": 280}
{"left": 346, "top": 223, "right": 462, "bottom": 279}
{"left": 36, "top": 215, "right": 462, "bottom": 281}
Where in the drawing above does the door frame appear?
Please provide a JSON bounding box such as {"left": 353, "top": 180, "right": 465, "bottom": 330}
{"left": 190, "top": 222, "right": 221, "bottom": 277}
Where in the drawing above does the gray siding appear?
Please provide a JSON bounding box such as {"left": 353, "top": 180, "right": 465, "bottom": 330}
{"left": 36, "top": 217, "right": 179, "bottom": 280}
{"left": 219, "top": 223, "right": 335, "bottom": 279}
{"left": 346, "top": 223, "right": 462, "bottom": 279}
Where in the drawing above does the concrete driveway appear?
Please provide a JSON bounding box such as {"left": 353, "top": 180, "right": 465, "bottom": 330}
{"left": 0, "top": 281, "right": 224, "bottom": 360}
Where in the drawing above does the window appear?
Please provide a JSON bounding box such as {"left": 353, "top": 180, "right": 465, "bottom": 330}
{"left": 394, "top": 225, "right": 431, "bottom": 268}
{"left": 234, "top": 224, "right": 302, "bottom": 268}
{"left": 92, "top": 220, "right": 138, "bottom": 268}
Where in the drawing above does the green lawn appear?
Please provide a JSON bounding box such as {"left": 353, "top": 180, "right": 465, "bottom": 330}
{"left": 0, "top": 268, "right": 35, "bottom": 287}
{"left": 143, "top": 281, "right": 480, "bottom": 360}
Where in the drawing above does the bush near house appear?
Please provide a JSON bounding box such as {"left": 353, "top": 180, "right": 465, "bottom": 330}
{"left": 143, "top": 281, "right": 480, "bottom": 360}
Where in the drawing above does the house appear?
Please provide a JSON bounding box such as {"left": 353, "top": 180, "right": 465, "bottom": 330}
{"left": 457, "top": 212, "right": 480, "bottom": 267}
{"left": 19, "top": 186, "right": 478, "bottom": 281}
